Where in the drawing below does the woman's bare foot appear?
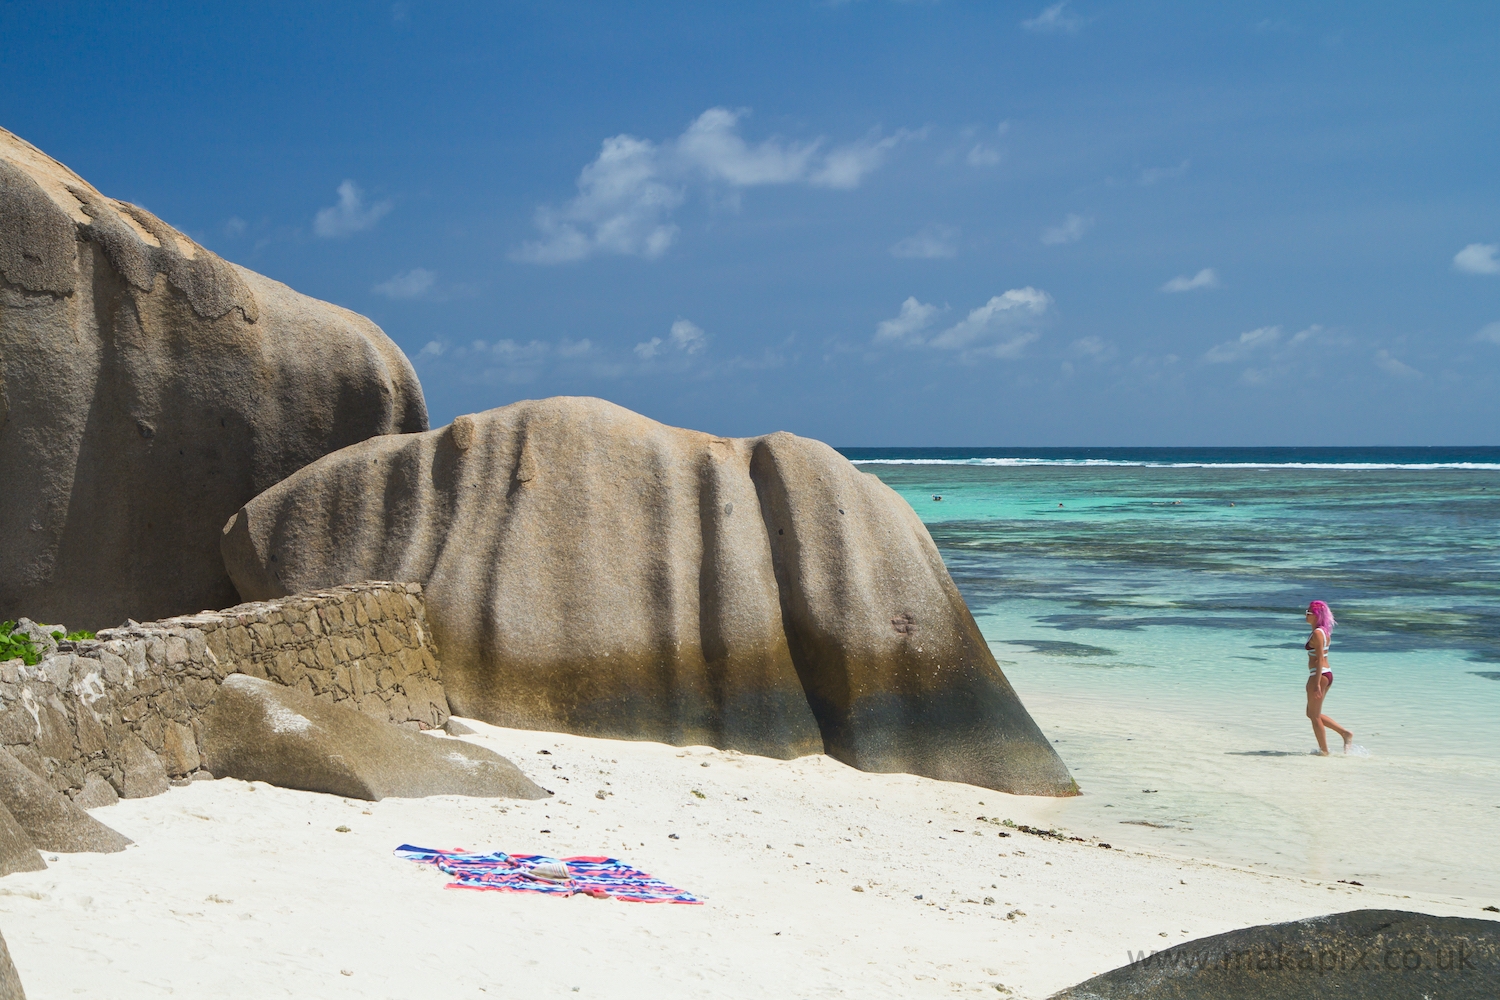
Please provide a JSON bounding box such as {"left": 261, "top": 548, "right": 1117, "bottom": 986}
{"left": 1342, "top": 733, "right": 1354, "bottom": 753}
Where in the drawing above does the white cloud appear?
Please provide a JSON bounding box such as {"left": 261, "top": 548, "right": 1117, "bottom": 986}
{"left": 670, "top": 319, "right": 706, "bottom": 353}
{"left": 1139, "top": 160, "right": 1190, "bottom": 185}
{"left": 808, "top": 128, "right": 914, "bottom": 189}
{"left": 959, "top": 122, "right": 1008, "bottom": 167}
{"left": 1162, "top": 268, "right": 1220, "bottom": 293}
{"left": 373, "top": 268, "right": 436, "bottom": 299}
{"left": 514, "top": 135, "right": 684, "bottom": 264}
{"left": 637, "top": 318, "right": 708, "bottom": 359}
{"left": 890, "top": 225, "right": 959, "bottom": 259}
{"left": 875, "top": 289, "right": 1052, "bottom": 356}
{"left": 223, "top": 216, "right": 246, "bottom": 237}
{"left": 514, "top": 108, "right": 914, "bottom": 264}
{"left": 1070, "top": 336, "right": 1114, "bottom": 361}
{"left": 1475, "top": 321, "right": 1500, "bottom": 344}
{"left": 313, "top": 181, "right": 392, "bottom": 238}
{"left": 966, "top": 144, "right": 1001, "bottom": 167}
{"left": 875, "top": 297, "right": 942, "bottom": 343}
{"left": 415, "top": 336, "right": 596, "bottom": 385}
{"left": 1287, "top": 324, "right": 1322, "bottom": 346}
{"left": 1022, "top": 1, "right": 1085, "bottom": 33}
{"left": 929, "top": 289, "right": 1051, "bottom": 351}
{"left": 1454, "top": 243, "right": 1500, "bottom": 275}
{"left": 1041, "top": 213, "right": 1092, "bottom": 245}
{"left": 1204, "top": 325, "right": 1281, "bottom": 363}
{"left": 676, "top": 107, "right": 820, "bottom": 186}
{"left": 1374, "top": 349, "right": 1421, "bottom": 378}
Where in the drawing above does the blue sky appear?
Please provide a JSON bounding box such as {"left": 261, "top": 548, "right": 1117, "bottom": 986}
{"left": 4, "top": 1, "right": 1498, "bottom": 444}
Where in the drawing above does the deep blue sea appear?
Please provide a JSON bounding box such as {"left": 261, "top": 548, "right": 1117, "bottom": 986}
{"left": 845, "top": 447, "right": 1500, "bottom": 900}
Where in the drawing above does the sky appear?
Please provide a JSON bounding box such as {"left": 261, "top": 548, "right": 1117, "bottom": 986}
{"left": 3, "top": 1, "right": 1498, "bottom": 445}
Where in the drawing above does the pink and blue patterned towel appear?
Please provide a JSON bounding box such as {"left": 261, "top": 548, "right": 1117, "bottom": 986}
{"left": 394, "top": 845, "right": 702, "bottom": 904}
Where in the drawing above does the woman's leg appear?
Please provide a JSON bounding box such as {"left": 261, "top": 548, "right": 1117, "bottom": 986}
{"left": 1316, "top": 675, "right": 1353, "bottom": 746}
{"left": 1309, "top": 676, "right": 1353, "bottom": 750}
{"left": 1306, "top": 677, "right": 1330, "bottom": 754}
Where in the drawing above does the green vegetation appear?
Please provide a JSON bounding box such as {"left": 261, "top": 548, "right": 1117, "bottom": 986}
{"left": 0, "top": 622, "right": 94, "bottom": 665}
{"left": 0, "top": 621, "right": 42, "bottom": 666}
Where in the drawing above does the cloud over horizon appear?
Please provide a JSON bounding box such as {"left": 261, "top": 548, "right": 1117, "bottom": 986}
{"left": 514, "top": 108, "right": 916, "bottom": 264}
{"left": 1454, "top": 243, "right": 1500, "bottom": 275}
{"left": 314, "top": 181, "right": 392, "bottom": 238}
{"left": 1374, "top": 349, "right": 1422, "bottom": 378}
{"left": 890, "top": 225, "right": 959, "bottom": 259}
{"left": 1162, "top": 268, "right": 1220, "bottom": 293}
{"left": 1203, "top": 325, "right": 1282, "bottom": 363}
{"left": 1041, "top": 213, "right": 1092, "bottom": 245}
{"left": 636, "top": 318, "right": 708, "bottom": 359}
{"left": 1139, "top": 160, "right": 1191, "bottom": 186}
{"left": 373, "top": 267, "right": 436, "bottom": 299}
{"left": 876, "top": 288, "right": 1050, "bottom": 359}
{"left": 1022, "top": 2, "right": 1086, "bottom": 34}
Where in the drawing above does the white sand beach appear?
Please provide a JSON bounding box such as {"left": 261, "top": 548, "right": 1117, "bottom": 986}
{"left": 1, "top": 719, "right": 1480, "bottom": 999}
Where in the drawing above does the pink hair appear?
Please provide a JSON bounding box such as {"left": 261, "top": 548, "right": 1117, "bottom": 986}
{"left": 1307, "top": 600, "right": 1335, "bottom": 636}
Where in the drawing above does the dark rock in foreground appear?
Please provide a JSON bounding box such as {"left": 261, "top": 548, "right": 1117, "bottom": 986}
{"left": 201, "top": 675, "right": 548, "bottom": 801}
{"left": 0, "top": 928, "right": 24, "bottom": 1000}
{"left": 0, "top": 749, "right": 130, "bottom": 854}
{"left": 0, "top": 800, "right": 45, "bottom": 877}
{"left": 223, "top": 396, "right": 1076, "bottom": 796}
{"left": 1051, "top": 909, "right": 1500, "bottom": 1000}
{"left": 0, "top": 127, "right": 427, "bottom": 629}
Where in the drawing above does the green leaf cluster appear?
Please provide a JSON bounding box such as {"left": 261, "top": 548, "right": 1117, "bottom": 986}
{"left": 0, "top": 621, "right": 42, "bottom": 666}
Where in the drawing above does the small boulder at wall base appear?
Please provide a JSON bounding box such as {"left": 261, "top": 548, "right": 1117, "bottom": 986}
{"left": 222, "top": 396, "right": 1076, "bottom": 797}
{"left": 0, "top": 749, "right": 131, "bottom": 854}
{"left": 200, "top": 674, "right": 549, "bottom": 801}
{"left": 1049, "top": 909, "right": 1500, "bottom": 1000}
{"left": 0, "top": 126, "right": 427, "bottom": 630}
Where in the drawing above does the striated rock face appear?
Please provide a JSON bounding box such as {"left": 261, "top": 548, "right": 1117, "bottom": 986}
{"left": 0, "top": 127, "right": 427, "bottom": 629}
{"left": 224, "top": 396, "right": 1075, "bottom": 796}
{"left": 202, "top": 675, "right": 547, "bottom": 801}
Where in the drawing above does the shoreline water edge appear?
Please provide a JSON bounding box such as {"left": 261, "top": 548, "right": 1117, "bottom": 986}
{"left": 852, "top": 446, "right": 1500, "bottom": 903}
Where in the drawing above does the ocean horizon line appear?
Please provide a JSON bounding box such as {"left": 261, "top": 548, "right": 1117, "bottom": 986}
{"left": 836, "top": 445, "right": 1500, "bottom": 470}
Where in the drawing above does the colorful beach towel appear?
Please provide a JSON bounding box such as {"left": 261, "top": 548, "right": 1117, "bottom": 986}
{"left": 394, "top": 845, "right": 702, "bottom": 904}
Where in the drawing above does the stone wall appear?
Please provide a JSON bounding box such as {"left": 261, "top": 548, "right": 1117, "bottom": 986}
{"left": 0, "top": 582, "right": 447, "bottom": 804}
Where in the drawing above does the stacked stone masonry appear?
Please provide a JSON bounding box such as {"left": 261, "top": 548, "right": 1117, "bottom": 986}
{"left": 0, "top": 582, "right": 448, "bottom": 802}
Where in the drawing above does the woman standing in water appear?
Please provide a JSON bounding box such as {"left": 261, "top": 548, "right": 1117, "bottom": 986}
{"left": 1305, "top": 600, "right": 1353, "bottom": 754}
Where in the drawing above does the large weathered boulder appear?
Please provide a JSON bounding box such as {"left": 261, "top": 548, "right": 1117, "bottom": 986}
{"left": 0, "top": 800, "right": 45, "bottom": 877}
{"left": 0, "top": 928, "right": 23, "bottom": 1000}
{"left": 223, "top": 396, "right": 1075, "bottom": 795}
{"left": 1051, "top": 909, "right": 1500, "bottom": 1000}
{"left": 201, "top": 674, "right": 548, "bottom": 801}
{"left": 0, "top": 748, "right": 130, "bottom": 853}
{"left": 0, "top": 127, "right": 427, "bottom": 629}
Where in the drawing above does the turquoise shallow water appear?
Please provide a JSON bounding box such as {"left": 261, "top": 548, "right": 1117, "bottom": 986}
{"left": 848, "top": 450, "right": 1500, "bottom": 901}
